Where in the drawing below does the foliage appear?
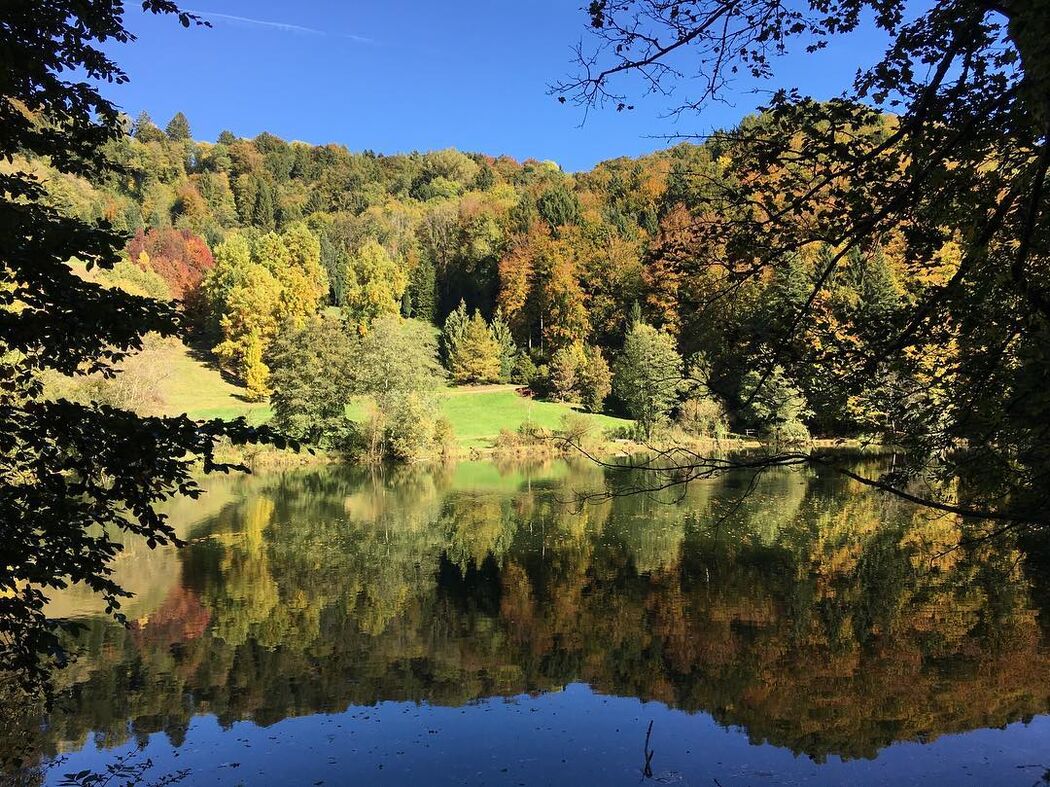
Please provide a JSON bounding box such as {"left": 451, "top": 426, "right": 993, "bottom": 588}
{"left": 489, "top": 308, "right": 517, "bottom": 383}
{"left": 0, "top": 0, "right": 287, "bottom": 694}
{"left": 677, "top": 394, "right": 729, "bottom": 439}
{"left": 164, "top": 111, "right": 191, "bottom": 142}
{"left": 126, "top": 228, "right": 213, "bottom": 300}
{"left": 549, "top": 343, "right": 587, "bottom": 402}
{"left": 558, "top": 0, "right": 1050, "bottom": 523}
{"left": 449, "top": 311, "right": 502, "bottom": 384}
{"left": 268, "top": 318, "right": 355, "bottom": 447}
{"left": 578, "top": 344, "right": 612, "bottom": 414}
{"left": 341, "top": 240, "right": 408, "bottom": 335}
{"left": 738, "top": 366, "right": 812, "bottom": 442}
{"left": 614, "top": 323, "right": 683, "bottom": 437}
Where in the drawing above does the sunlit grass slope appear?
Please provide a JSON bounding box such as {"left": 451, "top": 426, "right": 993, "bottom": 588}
{"left": 162, "top": 342, "right": 630, "bottom": 448}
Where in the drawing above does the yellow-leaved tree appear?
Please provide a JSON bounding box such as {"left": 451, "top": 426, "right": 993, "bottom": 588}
{"left": 341, "top": 239, "right": 408, "bottom": 334}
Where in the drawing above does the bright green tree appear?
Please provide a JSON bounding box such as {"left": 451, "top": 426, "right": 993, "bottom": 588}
{"left": 614, "top": 323, "right": 683, "bottom": 437}
{"left": 269, "top": 318, "right": 355, "bottom": 447}
{"left": 490, "top": 308, "right": 517, "bottom": 383}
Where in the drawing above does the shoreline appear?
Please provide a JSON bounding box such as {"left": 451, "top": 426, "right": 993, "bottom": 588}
{"left": 215, "top": 434, "right": 892, "bottom": 472}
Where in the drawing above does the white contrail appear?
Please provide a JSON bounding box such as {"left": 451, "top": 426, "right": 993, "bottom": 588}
{"left": 189, "top": 10, "right": 373, "bottom": 42}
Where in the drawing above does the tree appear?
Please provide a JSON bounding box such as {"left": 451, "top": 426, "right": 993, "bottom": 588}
{"left": 536, "top": 184, "right": 580, "bottom": 230}
{"left": 133, "top": 110, "right": 166, "bottom": 143}
{"left": 450, "top": 311, "right": 502, "bottom": 384}
{"left": 614, "top": 323, "right": 683, "bottom": 437}
{"left": 738, "top": 366, "right": 812, "bottom": 442}
{"left": 275, "top": 222, "right": 328, "bottom": 330}
{"left": 126, "top": 227, "right": 214, "bottom": 300}
{"left": 213, "top": 262, "right": 281, "bottom": 399}
{"left": 349, "top": 316, "right": 446, "bottom": 460}
{"left": 408, "top": 255, "right": 437, "bottom": 323}
{"left": 489, "top": 308, "right": 517, "bottom": 383}
{"left": 579, "top": 345, "right": 612, "bottom": 413}
{"left": 269, "top": 318, "right": 355, "bottom": 447}
{"left": 164, "top": 111, "right": 191, "bottom": 141}
{"left": 441, "top": 300, "right": 470, "bottom": 366}
{"left": 0, "top": 0, "right": 279, "bottom": 693}
{"left": 550, "top": 343, "right": 586, "bottom": 402}
{"left": 341, "top": 240, "right": 408, "bottom": 334}
{"left": 558, "top": 0, "right": 1050, "bottom": 525}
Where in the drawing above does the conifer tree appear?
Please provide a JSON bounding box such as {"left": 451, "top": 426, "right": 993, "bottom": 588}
{"left": 165, "top": 111, "right": 191, "bottom": 141}
{"left": 450, "top": 312, "right": 502, "bottom": 384}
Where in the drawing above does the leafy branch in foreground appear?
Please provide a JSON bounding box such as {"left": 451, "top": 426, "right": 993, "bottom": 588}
{"left": 556, "top": 0, "right": 1050, "bottom": 525}
{"left": 0, "top": 1, "right": 290, "bottom": 694}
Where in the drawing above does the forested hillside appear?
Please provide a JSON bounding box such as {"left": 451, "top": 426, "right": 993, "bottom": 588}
{"left": 27, "top": 109, "right": 940, "bottom": 449}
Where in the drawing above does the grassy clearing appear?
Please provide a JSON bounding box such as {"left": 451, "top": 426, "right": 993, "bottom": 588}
{"left": 161, "top": 342, "right": 631, "bottom": 448}
{"left": 157, "top": 342, "right": 271, "bottom": 424}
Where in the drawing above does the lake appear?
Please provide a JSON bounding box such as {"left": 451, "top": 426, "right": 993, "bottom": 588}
{"left": 8, "top": 457, "right": 1050, "bottom": 785}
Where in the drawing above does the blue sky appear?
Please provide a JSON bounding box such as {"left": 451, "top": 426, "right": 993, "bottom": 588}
{"left": 106, "top": 1, "right": 893, "bottom": 171}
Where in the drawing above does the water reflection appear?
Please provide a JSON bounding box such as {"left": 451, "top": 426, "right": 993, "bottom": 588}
{"left": 14, "top": 457, "right": 1050, "bottom": 780}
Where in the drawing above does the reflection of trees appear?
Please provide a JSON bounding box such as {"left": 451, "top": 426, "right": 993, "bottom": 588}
{"left": 30, "top": 460, "right": 1050, "bottom": 765}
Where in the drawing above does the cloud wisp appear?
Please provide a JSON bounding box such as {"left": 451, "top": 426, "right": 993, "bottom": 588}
{"left": 190, "top": 10, "right": 373, "bottom": 43}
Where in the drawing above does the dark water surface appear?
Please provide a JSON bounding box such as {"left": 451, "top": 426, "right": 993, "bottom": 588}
{"left": 9, "top": 458, "right": 1050, "bottom": 785}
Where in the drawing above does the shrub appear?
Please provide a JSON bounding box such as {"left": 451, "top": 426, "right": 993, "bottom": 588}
{"left": 677, "top": 395, "right": 729, "bottom": 439}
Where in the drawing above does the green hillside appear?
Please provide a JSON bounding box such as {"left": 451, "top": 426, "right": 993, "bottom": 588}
{"left": 158, "top": 342, "right": 629, "bottom": 449}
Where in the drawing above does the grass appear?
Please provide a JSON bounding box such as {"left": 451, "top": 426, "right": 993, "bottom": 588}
{"left": 158, "top": 342, "right": 271, "bottom": 424}
{"left": 439, "top": 386, "right": 630, "bottom": 448}
{"left": 159, "top": 341, "right": 631, "bottom": 448}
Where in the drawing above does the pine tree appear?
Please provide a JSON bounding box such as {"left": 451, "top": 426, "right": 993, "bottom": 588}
{"left": 409, "top": 256, "right": 437, "bottom": 323}
{"left": 450, "top": 312, "right": 502, "bottom": 384}
{"left": 489, "top": 308, "right": 517, "bottom": 382}
{"left": 253, "top": 181, "right": 276, "bottom": 230}
{"left": 165, "top": 111, "right": 191, "bottom": 141}
{"left": 133, "top": 110, "right": 165, "bottom": 143}
{"left": 440, "top": 300, "right": 469, "bottom": 366}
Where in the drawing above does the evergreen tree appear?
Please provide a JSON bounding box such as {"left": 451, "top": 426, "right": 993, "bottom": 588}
{"left": 440, "top": 300, "right": 469, "bottom": 366}
{"left": 409, "top": 256, "right": 437, "bottom": 323}
{"left": 165, "top": 111, "right": 191, "bottom": 141}
{"left": 253, "top": 181, "right": 276, "bottom": 230}
{"left": 536, "top": 184, "right": 581, "bottom": 230}
{"left": 133, "top": 110, "right": 165, "bottom": 143}
{"left": 489, "top": 308, "right": 517, "bottom": 383}
{"left": 450, "top": 312, "right": 502, "bottom": 384}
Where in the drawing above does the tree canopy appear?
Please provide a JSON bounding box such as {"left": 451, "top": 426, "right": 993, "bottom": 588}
{"left": 555, "top": 0, "right": 1050, "bottom": 527}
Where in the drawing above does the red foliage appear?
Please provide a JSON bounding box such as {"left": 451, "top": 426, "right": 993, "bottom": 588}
{"left": 127, "top": 227, "right": 214, "bottom": 299}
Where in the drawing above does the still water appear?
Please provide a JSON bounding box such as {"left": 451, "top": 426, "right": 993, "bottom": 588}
{"left": 9, "top": 458, "right": 1050, "bottom": 785}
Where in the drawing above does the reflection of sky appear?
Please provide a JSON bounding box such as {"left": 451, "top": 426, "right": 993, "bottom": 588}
{"left": 49, "top": 684, "right": 1050, "bottom": 785}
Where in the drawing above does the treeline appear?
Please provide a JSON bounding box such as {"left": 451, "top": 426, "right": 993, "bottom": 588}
{"left": 37, "top": 109, "right": 935, "bottom": 445}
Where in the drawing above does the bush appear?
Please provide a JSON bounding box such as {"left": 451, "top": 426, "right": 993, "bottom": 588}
{"left": 677, "top": 394, "right": 729, "bottom": 439}
{"left": 766, "top": 418, "right": 811, "bottom": 445}
{"left": 385, "top": 392, "right": 438, "bottom": 462}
